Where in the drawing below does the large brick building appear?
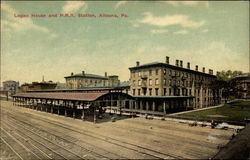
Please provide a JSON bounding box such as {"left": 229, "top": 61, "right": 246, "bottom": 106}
{"left": 234, "top": 73, "right": 250, "bottom": 99}
{"left": 2, "top": 80, "right": 19, "bottom": 95}
{"left": 128, "top": 56, "right": 221, "bottom": 112}
{"left": 20, "top": 81, "right": 57, "bottom": 92}
{"left": 65, "top": 71, "right": 120, "bottom": 89}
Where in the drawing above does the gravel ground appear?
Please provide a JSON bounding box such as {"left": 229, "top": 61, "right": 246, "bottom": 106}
{"left": 0, "top": 100, "right": 235, "bottom": 159}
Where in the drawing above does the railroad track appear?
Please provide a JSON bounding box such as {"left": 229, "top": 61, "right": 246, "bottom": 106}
{"left": 1, "top": 124, "right": 68, "bottom": 160}
{"left": 2, "top": 108, "right": 183, "bottom": 159}
{"left": 1, "top": 127, "right": 43, "bottom": 160}
{"left": 3, "top": 117, "right": 122, "bottom": 159}
{"left": 1, "top": 120, "right": 92, "bottom": 160}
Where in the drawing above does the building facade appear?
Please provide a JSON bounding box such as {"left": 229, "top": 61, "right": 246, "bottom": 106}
{"left": 64, "top": 71, "right": 120, "bottom": 89}
{"left": 234, "top": 73, "right": 250, "bottom": 99}
{"left": 2, "top": 80, "right": 19, "bottom": 95}
{"left": 129, "top": 56, "right": 221, "bottom": 112}
{"left": 20, "top": 81, "right": 57, "bottom": 92}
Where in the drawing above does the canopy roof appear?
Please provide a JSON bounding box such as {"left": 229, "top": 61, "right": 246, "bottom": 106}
{"left": 13, "top": 92, "right": 133, "bottom": 102}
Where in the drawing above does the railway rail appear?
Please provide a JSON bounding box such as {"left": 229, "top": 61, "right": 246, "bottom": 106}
{"left": 1, "top": 102, "right": 233, "bottom": 159}
{"left": 2, "top": 107, "right": 183, "bottom": 159}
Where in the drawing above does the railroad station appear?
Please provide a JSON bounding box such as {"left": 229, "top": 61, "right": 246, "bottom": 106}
{"left": 13, "top": 91, "right": 134, "bottom": 123}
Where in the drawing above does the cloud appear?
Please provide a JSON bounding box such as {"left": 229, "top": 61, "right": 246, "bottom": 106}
{"left": 1, "top": 3, "right": 51, "bottom": 34}
{"left": 151, "top": 29, "right": 168, "bottom": 34}
{"left": 132, "top": 23, "right": 139, "bottom": 28}
{"left": 174, "top": 29, "right": 189, "bottom": 35}
{"left": 62, "top": 1, "right": 87, "bottom": 13}
{"left": 139, "top": 12, "right": 205, "bottom": 29}
{"left": 114, "top": 1, "right": 127, "bottom": 9}
{"left": 202, "top": 29, "right": 209, "bottom": 33}
{"left": 166, "top": 1, "right": 209, "bottom": 8}
{"left": 173, "top": 41, "right": 248, "bottom": 73}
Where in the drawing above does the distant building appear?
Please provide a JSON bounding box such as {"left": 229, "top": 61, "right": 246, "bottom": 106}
{"left": 2, "top": 80, "right": 19, "bottom": 95}
{"left": 20, "top": 81, "right": 57, "bottom": 92}
{"left": 128, "top": 56, "right": 221, "bottom": 112}
{"left": 64, "top": 71, "right": 120, "bottom": 89}
{"left": 55, "top": 82, "right": 67, "bottom": 89}
{"left": 233, "top": 73, "right": 250, "bottom": 99}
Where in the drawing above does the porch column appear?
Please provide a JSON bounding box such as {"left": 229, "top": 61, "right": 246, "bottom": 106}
{"left": 51, "top": 100, "right": 53, "bottom": 113}
{"left": 82, "top": 103, "right": 85, "bottom": 121}
{"left": 163, "top": 101, "right": 166, "bottom": 114}
{"left": 152, "top": 101, "right": 156, "bottom": 111}
{"left": 129, "top": 100, "right": 133, "bottom": 109}
{"left": 93, "top": 105, "right": 97, "bottom": 123}
{"left": 140, "top": 101, "right": 143, "bottom": 110}
{"left": 146, "top": 101, "right": 149, "bottom": 111}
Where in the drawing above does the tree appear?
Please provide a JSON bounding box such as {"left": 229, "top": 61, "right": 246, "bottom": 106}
{"left": 215, "top": 70, "right": 243, "bottom": 101}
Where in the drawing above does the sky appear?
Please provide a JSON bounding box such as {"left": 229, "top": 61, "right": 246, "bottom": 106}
{"left": 1, "top": 1, "right": 249, "bottom": 84}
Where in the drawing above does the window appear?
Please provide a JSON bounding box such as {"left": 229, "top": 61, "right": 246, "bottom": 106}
{"left": 149, "top": 88, "right": 152, "bottom": 96}
{"left": 156, "top": 69, "right": 159, "bottom": 75}
{"left": 133, "top": 80, "right": 136, "bottom": 85}
{"left": 133, "top": 89, "right": 135, "bottom": 96}
{"left": 163, "top": 79, "right": 166, "bottom": 85}
{"left": 149, "top": 70, "right": 152, "bottom": 76}
{"left": 138, "top": 89, "right": 141, "bottom": 96}
{"left": 155, "top": 88, "right": 159, "bottom": 96}
{"left": 155, "top": 78, "right": 159, "bottom": 85}
{"left": 138, "top": 80, "right": 141, "bottom": 86}
{"left": 143, "top": 88, "right": 147, "bottom": 95}
{"left": 149, "top": 79, "right": 152, "bottom": 86}
{"left": 163, "top": 88, "right": 167, "bottom": 96}
{"left": 169, "top": 88, "right": 172, "bottom": 96}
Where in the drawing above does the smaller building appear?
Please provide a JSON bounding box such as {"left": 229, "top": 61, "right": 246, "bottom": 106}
{"left": 233, "top": 73, "right": 250, "bottom": 99}
{"left": 2, "top": 80, "right": 19, "bottom": 95}
{"left": 64, "top": 71, "right": 120, "bottom": 89}
{"left": 20, "top": 81, "right": 57, "bottom": 92}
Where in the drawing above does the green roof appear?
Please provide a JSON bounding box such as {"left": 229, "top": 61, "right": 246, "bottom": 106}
{"left": 64, "top": 73, "right": 108, "bottom": 79}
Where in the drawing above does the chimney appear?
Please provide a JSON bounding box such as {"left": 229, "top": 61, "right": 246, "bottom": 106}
{"left": 105, "top": 72, "right": 107, "bottom": 77}
{"left": 82, "top": 71, "right": 85, "bottom": 75}
{"left": 187, "top": 62, "right": 190, "bottom": 69}
{"left": 136, "top": 61, "right": 140, "bottom": 66}
{"left": 180, "top": 60, "right": 183, "bottom": 68}
{"left": 176, "top": 60, "right": 179, "bottom": 67}
{"left": 71, "top": 72, "right": 74, "bottom": 76}
{"left": 166, "top": 56, "right": 169, "bottom": 64}
{"left": 209, "top": 69, "right": 213, "bottom": 75}
{"left": 202, "top": 67, "right": 205, "bottom": 73}
{"left": 195, "top": 65, "right": 198, "bottom": 71}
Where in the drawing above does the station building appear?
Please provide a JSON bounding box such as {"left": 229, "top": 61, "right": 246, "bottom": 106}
{"left": 127, "top": 56, "right": 221, "bottom": 114}
{"left": 65, "top": 71, "right": 120, "bottom": 89}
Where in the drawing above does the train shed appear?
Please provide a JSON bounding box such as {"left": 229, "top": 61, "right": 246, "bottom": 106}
{"left": 13, "top": 92, "right": 134, "bottom": 123}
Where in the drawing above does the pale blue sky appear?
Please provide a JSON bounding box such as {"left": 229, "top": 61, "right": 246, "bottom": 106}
{"left": 1, "top": 1, "right": 249, "bottom": 84}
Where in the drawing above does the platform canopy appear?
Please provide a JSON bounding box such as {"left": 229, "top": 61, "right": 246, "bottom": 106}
{"left": 13, "top": 92, "right": 134, "bottom": 102}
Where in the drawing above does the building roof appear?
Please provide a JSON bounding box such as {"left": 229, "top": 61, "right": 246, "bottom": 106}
{"left": 129, "top": 62, "right": 216, "bottom": 78}
{"left": 3, "top": 80, "right": 18, "bottom": 83}
{"left": 235, "top": 73, "right": 250, "bottom": 79}
{"left": 26, "top": 86, "right": 129, "bottom": 92}
{"left": 13, "top": 92, "right": 134, "bottom": 101}
{"left": 64, "top": 73, "right": 108, "bottom": 79}
{"left": 13, "top": 92, "right": 106, "bottom": 101}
